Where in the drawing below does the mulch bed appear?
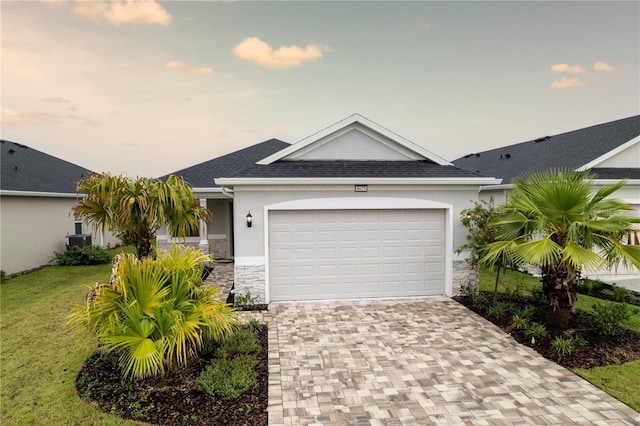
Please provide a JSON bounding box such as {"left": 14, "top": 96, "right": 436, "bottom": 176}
{"left": 454, "top": 292, "right": 640, "bottom": 369}
{"left": 76, "top": 325, "right": 268, "bottom": 425}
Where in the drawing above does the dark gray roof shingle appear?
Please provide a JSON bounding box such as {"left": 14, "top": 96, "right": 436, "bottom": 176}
{"left": 227, "top": 160, "right": 484, "bottom": 179}
{"left": 589, "top": 168, "right": 640, "bottom": 180}
{"left": 452, "top": 115, "right": 640, "bottom": 183}
{"left": 159, "top": 139, "right": 289, "bottom": 187}
{"left": 1, "top": 140, "right": 93, "bottom": 193}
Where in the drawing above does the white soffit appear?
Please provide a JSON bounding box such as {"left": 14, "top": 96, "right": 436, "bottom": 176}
{"left": 257, "top": 113, "right": 452, "bottom": 166}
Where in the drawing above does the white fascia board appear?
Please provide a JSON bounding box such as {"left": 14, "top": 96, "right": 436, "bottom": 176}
{"left": 576, "top": 135, "right": 640, "bottom": 171}
{"left": 479, "top": 183, "right": 512, "bottom": 191}
{"left": 0, "top": 190, "right": 83, "bottom": 198}
{"left": 190, "top": 187, "right": 228, "bottom": 198}
{"left": 592, "top": 179, "right": 640, "bottom": 185}
{"left": 256, "top": 113, "right": 452, "bottom": 166}
{"left": 216, "top": 177, "right": 503, "bottom": 186}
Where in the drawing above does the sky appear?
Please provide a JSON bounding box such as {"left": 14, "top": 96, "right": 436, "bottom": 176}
{"left": 2, "top": 1, "right": 639, "bottom": 178}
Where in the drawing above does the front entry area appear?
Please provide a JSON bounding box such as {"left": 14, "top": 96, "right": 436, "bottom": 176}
{"left": 268, "top": 209, "right": 445, "bottom": 301}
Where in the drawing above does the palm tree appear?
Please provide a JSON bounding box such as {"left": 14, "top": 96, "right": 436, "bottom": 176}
{"left": 69, "top": 245, "right": 237, "bottom": 379}
{"left": 74, "top": 173, "right": 210, "bottom": 259}
{"left": 483, "top": 170, "right": 640, "bottom": 329}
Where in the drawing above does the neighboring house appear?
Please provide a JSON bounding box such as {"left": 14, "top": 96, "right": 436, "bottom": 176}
{"left": 453, "top": 115, "right": 640, "bottom": 289}
{"left": 164, "top": 114, "right": 500, "bottom": 302}
{"left": 0, "top": 140, "right": 119, "bottom": 275}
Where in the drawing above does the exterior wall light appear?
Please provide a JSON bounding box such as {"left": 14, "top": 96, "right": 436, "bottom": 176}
{"left": 246, "top": 211, "right": 253, "bottom": 228}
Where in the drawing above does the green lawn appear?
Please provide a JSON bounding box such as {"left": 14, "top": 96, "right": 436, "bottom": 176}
{"left": 480, "top": 266, "right": 640, "bottom": 411}
{"left": 1, "top": 248, "right": 136, "bottom": 425}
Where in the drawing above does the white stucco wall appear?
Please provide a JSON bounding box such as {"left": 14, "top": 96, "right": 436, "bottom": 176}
{"left": 0, "top": 195, "right": 120, "bottom": 275}
{"left": 288, "top": 127, "right": 421, "bottom": 161}
{"left": 232, "top": 184, "right": 481, "bottom": 259}
{"left": 595, "top": 142, "right": 640, "bottom": 168}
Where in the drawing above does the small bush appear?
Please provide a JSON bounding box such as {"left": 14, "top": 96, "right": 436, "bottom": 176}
{"left": 532, "top": 287, "right": 546, "bottom": 304}
{"left": 613, "top": 286, "right": 628, "bottom": 302}
{"left": 524, "top": 323, "right": 548, "bottom": 339}
{"left": 551, "top": 331, "right": 586, "bottom": 358}
{"left": 512, "top": 314, "right": 529, "bottom": 330}
{"left": 459, "top": 283, "right": 479, "bottom": 300}
{"left": 246, "top": 318, "right": 261, "bottom": 333}
{"left": 472, "top": 294, "right": 489, "bottom": 309}
{"left": 51, "top": 245, "right": 111, "bottom": 266}
{"left": 487, "top": 302, "right": 512, "bottom": 319}
{"left": 234, "top": 290, "right": 259, "bottom": 308}
{"left": 216, "top": 328, "right": 260, "bottom": 359}
{"left": 197, "top": 355, "right": 258, "bottom": 400}
{"left": 591, "top": 302, "right": 630, "bottom": 335}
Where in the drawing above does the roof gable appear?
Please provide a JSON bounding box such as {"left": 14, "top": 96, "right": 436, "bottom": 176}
{"left": 453, "top": 115, "right": 640, "bottom": 183}
{"left": 257, "top": 114, "right": 451, "bottom": 166}
{"left": 1, "top": 140, "right": 92, "bottom": 194}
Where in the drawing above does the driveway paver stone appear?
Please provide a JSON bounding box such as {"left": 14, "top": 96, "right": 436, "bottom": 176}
{"left": 256, "top": 298, "right": 640, "bottom": 425}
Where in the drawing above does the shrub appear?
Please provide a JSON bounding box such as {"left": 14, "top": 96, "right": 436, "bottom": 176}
{"left": 68, "top": 246, "right": 237, "bottom": 379}
{"left": 197, "top": 355, "right": 258, "bottom": 400}
{"left": 234, "top": 290, "right": 259, "bottom": 308}
{"left": 591, "top": 302, "right": 630, "bottom": 336}
{"left": 472, "top": 294, "right": 489, "bottom": 309}
{"left": 0, "top": 270, "right": 5, "bottom": 281}
{"left": 487, "top": 302, "right": 512, "bottom": 319}
{"left": 216, "top": 328, "right": 260, "bottom": 359}
{"left": 551, "top": 331, "right": 586, "bottom": 358}
{"left": 51, "top": 245, "right": 111, "bottom": 266}
{"left": 246, "top": 318, "right": 261, "bottom": 333}
{"left": 512, "top": 314, "right": 529, "bottom": 330}
{"left": 532, "top": 287, "right": 546, "bottom": 304}
{"left": 613, "top": 286, "right": 628, "bottom": 302}
{"left": 524, "top": 323, "right": 548, "bottom": 339}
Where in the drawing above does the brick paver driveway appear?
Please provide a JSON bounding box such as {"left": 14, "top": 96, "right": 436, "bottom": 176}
{"left": 264, "top": 298, "right": 640, "bottom": 425}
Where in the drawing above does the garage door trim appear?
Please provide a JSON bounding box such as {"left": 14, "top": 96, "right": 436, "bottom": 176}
{"left": 264, "top": 197, "right": 453, "bottom": 302}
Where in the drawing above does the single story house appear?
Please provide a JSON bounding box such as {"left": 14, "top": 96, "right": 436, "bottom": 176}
{"left": 161, "top": 114, "right": 500, "bottom": 302}
{"left": 453, "top": 115, "right": 640, "bottom": 289}
{"left": 0, "top": 140, "right": 119, "bottom": 276}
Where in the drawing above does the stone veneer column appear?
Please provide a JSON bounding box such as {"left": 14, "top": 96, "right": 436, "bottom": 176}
{"left": 233, "top": 264, "right": 266, "bottom": 303}
{"left": 452, "top": 260, "right": 479, "bottom": 296}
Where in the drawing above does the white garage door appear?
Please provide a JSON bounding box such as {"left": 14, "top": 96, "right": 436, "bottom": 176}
{"left": 269, "top": 209, "right": 445, "bottom": 301}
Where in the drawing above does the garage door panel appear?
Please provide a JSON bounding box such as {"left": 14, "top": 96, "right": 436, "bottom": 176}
{"left": 269, "top": 209, "right": 445, "bottom": 301}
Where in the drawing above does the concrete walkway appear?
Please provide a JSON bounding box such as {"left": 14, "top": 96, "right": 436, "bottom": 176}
{"left": 263, "top": 299, "right": 640, "bottom": 425}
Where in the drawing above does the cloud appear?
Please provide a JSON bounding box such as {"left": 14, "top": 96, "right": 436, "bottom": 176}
{"left": 163, "top": 60, "right": 186, "bottom": 70}
{"left": 163, "top": 60, "right": 213, "bottom": 75}
{"left": 389, "top": 103, "right": 409, "bottom": 111}
{"left": 550, "top": 77, "right": 587, "bottom": 89}
{"left": 233, "top": 37, "right": 330, "bottom": 69}
{"left": 1, "top": 107, "right": 98, "bottom": 126}
{"left": 551, "top": 63, "right": 587, "bottom": 74}
{"left": 1, "top": 107, "right": 60, "bottom": 125}
{"left": 189, "top": 67, "right": 213, "bottom": 75}
{"left": 594, "top": 61, "right": 617, "bottom": 72}
{"left": 42, "top": 96, "right": 70, "bottom": 103}
{"left": 73, "top": 1, "right": 171, "bottom": 26}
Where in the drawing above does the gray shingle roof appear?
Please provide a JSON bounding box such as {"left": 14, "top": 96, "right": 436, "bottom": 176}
{"left": 452, "top": 115, "right": 640, "bottom": 183}
{"left": 590, "top": 168, "right": 640, "bottom": 180}
{"left": 1, "top": 140, "right": 93, "bottom": 193}
{"left": 159, "top": 139, "right": 290, "bottom": 187}
{"left": 228, "top": 160, "right": 484, "bottom": 179}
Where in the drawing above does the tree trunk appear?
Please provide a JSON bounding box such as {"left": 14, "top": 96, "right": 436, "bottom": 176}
{"left": 541, "top": 263, "right": 579, "bottom": 331}
{"left": 137, "top": 232, "right": 153, "bottom": 260}
{"left": 492, "top": 265, "right": 502, "bottom": 305}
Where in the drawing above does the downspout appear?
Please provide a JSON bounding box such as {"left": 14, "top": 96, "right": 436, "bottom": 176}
{"left": 221, "top": 186, "right": 234, "bottom": 198}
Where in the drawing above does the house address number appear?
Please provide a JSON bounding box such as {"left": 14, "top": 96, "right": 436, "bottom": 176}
{"left": 355, "top": 185, "right": 368, "bottom": 192}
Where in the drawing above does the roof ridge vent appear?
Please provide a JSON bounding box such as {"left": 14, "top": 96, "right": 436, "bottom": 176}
{"left": 534, "top": 136, "right": 551, "bottom": 142}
